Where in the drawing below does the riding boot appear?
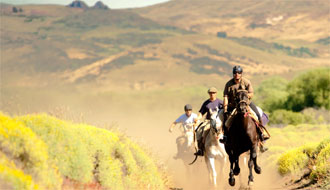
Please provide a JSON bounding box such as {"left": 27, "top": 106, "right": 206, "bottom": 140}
{"left": 257, "top": 128, "right": 268, "bottom": 153}
{"left": 259, "top": 143, "right": 268, "bottom": 153}
{"left": 258, "top": 119, "right": 270, "bottom": 141}
{"left": 194, "top": 139, "right": 204, "bottom": 156}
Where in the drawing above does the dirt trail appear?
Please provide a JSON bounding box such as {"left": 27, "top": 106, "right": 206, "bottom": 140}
{"left": 85, "top": 108, "right": 287, "bottom": 190}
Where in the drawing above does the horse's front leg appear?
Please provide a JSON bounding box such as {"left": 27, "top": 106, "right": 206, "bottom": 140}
{"left": 248, "top": 151, "right": 254, "bottom": 186}
{"left": 228, "top": 155, "right": 235, "bottom": 186}
{"left": 205, "top": 156, "right": 217, "bottom": 187}
{"left": 233, "top": 156, "right": 240, "bottom": 176}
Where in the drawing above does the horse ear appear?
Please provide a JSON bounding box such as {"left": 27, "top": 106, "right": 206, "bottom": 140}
{"left": 238, "top": 84, "right": 243, "bottom": 90}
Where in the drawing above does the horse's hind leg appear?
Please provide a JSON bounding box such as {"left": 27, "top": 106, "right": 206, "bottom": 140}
{"left": 248, "top": 155, "right": 254, "bottom": 186}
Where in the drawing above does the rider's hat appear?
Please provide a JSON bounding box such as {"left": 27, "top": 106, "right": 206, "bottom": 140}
{"left": 208, "top": 87, "right": 218, "bottom": 93}
{"left": 184, "top": 104, "right": 192, "bottom": 111}
{"left": 233, "top": 65, "right": 243, "bottom": 74}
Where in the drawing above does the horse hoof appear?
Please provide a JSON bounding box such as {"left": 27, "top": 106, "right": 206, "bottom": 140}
{"left": 254, "top": 166, "right": 261, "bottom": 174}
{"left": 233, "top": 167, "right": 240, "bottom": 176}
{"left": 229, "top": 178, "right": 235, "bottom": 186}
{"left": 248, "top": 181, "right": 254, "bottom": 186}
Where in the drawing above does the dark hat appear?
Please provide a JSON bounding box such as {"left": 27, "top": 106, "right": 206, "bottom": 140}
{"left": 233, "top": 65, "right": 243, "bottom": 74}
{"left": 184, "top": 104, "right": 192, "bottom": 111}
{"left": 208, "top": 87, "right": 218, "bottom": 93}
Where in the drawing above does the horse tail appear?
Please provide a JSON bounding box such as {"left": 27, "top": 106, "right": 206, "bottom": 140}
{"left": 189, "top": 155, "right": 198, "bottom": 165}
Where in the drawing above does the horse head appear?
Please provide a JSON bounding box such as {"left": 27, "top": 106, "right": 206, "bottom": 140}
{"left": 235, "top": 89, "right": 249, "bottom": 114}
{"left": 209, "top": 108, "right": 221, "bottom": 136}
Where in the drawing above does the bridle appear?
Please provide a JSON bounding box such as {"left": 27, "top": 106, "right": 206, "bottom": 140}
{"left": 235, "top": 89, "right": 249, "bottom": 114}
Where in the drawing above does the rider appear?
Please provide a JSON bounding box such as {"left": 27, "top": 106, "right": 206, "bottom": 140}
{"left": 169, "top": 104, "right": 198, "bottom": 159}
{"left": 221, "top": 66, "right": 268, "bottom": 152}
{"left": 194, "top": 87, "right": 223, "bottom": 156}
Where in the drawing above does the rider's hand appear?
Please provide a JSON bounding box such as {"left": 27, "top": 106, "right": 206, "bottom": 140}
{"left": 224, "top": 111, "right": 230, "bottom": 121}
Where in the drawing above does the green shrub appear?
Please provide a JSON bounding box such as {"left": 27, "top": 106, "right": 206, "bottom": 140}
{"left": 270, "top": 109, "right": 308, "bottom": 125}
{"left": 255, "top": 76, "right": 288, "bottom": 112}
{"left": 285, "top": 68, "right": 330, "bottom": 111}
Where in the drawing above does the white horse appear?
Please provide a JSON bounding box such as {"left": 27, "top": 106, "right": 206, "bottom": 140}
{"left": 175, "top": 123, "right": 198, "bottom": 177}
{"left": 203, "top": 108, "right": 228, "bottom": 188}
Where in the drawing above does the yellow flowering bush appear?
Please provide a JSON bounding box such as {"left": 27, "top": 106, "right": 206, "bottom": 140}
{"left": 16, "top": 113, "right": 167, "bottom": 190}
{"left": 0, "top": 153, "right": 38, "bottom": 190}
{"left": 0, "top": 113, "right": 61, "bottom": 190}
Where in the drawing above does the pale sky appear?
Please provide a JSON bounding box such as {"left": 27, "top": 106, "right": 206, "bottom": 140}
{"left": 0, "top": 0, "right": 170, "bottom": 9}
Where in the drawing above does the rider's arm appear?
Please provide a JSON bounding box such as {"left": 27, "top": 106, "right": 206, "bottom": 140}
{"left": 194, "top": 113, "right": 202, "bottom": 124}
{"left": 223, "top": 96, "right": 228, "bottom": 113}
{"left": 223, "top": 82, "right": 229, "bottom": 112}
{"left": 246, "top": 79, "right": 254, "bottom": 99}
{"left": 169, "top": 122, "right": 177, "bottom": 132}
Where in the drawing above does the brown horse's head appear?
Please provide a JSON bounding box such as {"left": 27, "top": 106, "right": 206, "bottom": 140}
{"left": 235, "top": 89, "right": 249, "bottom": 114}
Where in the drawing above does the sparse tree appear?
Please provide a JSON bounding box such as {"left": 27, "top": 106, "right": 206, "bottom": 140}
{"left": 217, "top": 31, "right": 227, "bottom": 38}
{"left": 12, "top": 7, "right": 18, "bottom": 13}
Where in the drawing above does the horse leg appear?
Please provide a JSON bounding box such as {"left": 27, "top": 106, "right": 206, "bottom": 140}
{"left": 248, "top": 153, "right": 254, "bottom": 186}
{"left": 228, "top": 156, "right": 235, "bottom": 186}
{"left": 252, "top": 144, "right": 261, "bottom": 174}
{"left": 233, "top": 156, "right": 240, "bottom": 176}
{"left": 205, "top": 156, "right": 217, "bottom": 187}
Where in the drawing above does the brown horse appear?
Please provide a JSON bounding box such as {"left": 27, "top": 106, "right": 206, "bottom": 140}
{"left": 224, "top": 89, "right": 261, "bottom": 186}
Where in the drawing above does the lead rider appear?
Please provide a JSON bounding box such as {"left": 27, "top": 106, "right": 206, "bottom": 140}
{"left": 221, "top": 66, "right": 268, "bottom": 152}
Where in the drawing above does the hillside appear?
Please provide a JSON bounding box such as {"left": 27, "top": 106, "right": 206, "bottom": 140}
{"left": 135, "top": 0, "right": 329, "bottom": 42}
{"left": 1, "top": 2, "right": 329, "bottom": 93}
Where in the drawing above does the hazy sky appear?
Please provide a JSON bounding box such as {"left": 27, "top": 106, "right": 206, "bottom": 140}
{"left": 0, "top": 0, "right": 170, "bottom": 9}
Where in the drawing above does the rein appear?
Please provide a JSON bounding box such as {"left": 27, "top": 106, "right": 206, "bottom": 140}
{"left": 239, "top": 100, "right": 249, "bottom": 104}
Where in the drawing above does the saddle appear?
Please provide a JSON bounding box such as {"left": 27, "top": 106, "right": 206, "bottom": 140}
{"left": 224, "top": 107, "right": 270, "bottom": 139}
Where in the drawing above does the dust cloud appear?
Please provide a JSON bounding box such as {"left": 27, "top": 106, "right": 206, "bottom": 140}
{"left": 1, "top": 87, "right": 285, "bottom": 190}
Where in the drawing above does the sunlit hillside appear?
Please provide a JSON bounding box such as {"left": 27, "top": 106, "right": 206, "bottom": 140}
{"left": 1, "top": 1, "right": 329, "bottom": 93}
{"left": 135, "top": 0, "right": 329, "bottom": 42}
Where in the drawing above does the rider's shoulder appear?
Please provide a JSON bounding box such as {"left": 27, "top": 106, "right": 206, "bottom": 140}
{"left": 225, "top": 78, "right": 235, "bottom": 86}
{"left": 241, "top": 77, "right": 252, "bottom": 85}
{"left": 202, "top": 99, "right": 211, "bottom": 105}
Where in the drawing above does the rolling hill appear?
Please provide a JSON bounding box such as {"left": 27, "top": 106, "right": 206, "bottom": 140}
{"left": 135, "top": 0, "right": 329, "bottom": 42}
{"left": 0, "top": 0, "right": 329, "bottom": 113}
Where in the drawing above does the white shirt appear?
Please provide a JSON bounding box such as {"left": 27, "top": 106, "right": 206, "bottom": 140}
{"left": 175, "top": 113, "right": 198, "bottom": 132}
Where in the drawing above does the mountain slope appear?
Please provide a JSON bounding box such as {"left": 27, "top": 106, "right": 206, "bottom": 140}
{"left": 1, "top": 2, "right": 329, "bottom": 91}
{"left": 135, "top": 0, "right": 329, "bottom": 42}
